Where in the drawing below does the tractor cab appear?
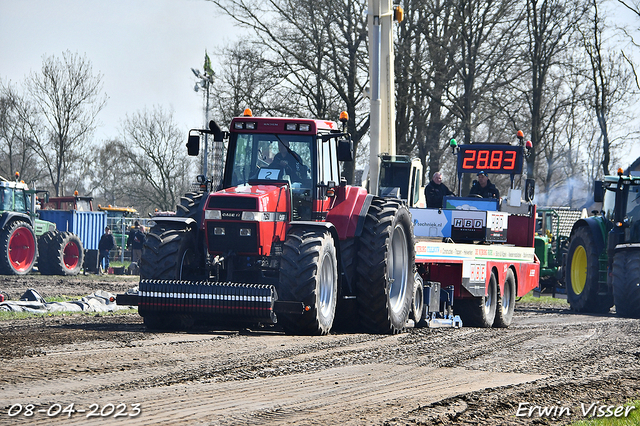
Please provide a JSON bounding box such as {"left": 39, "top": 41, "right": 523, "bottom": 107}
{"left": 378, "top": 154, "right": 424, "bottom": 208}
{"left": 597, "top": 170, "right": 640, "bottom": 246}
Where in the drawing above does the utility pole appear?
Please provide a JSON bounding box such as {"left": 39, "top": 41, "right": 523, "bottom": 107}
{"left": 191, "top": 52, "right": 215, "bottom": 178}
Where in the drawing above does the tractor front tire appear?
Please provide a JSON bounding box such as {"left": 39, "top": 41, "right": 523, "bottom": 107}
{"left": 356, "top": 198, "right": 414, "bottom": 334}
{"left": 0, "top": 220, "right": 37, "bottom": 275}
{"left": 278, "top": 228, "right": 338, "bottom": 335}
{"left": 612, "top": 248, "right": 640, "bottom": 318}
{"left": 566, "top": 227, "right": 612, "bottom": 313}
{"left": 140, "top": 222, "right": 202, "bottom": 280}
{"left": 38, "top": 231, "right": 84, "bottom": 276}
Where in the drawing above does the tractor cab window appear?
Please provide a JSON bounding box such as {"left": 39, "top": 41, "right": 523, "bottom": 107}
{"left": 0, "top": 187, "right": 10, "bottom": 211}
{"left": 228, "top": 133, "right": 313, "bottom": 187}
{"left": 13, "top": 189, "right": 27, "bottom": 212}
{"left": 625, "top": 185, "right": 640, "bottom": 241}
{"left": 379, "top": 162, "right": 410, "bottom": 200}
{"left": 602, "top": 185, "right": 616, "bottom": 221}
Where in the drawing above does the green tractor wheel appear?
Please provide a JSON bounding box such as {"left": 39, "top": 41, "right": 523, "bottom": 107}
{"left": 612, "top": 248, "right": 640, "bottom": 318}
{"left": 565, "top": 226, "right": 612, "bottom": 313}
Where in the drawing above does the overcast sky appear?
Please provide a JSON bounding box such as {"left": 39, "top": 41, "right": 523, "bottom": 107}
{"left": 0, "top": 0, "right": 237, "bottom": 143}
{"left": 2, "top": 0, "right": 639, "bottom": 170}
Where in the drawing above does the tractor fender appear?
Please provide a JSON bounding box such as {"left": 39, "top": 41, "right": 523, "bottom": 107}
{"left": 287, "top": 220, "right": 344, "bottom": 284}
{"left": 0, "top": 212, "right": 32, "bottom": 230}
{"left": 324, "top": 186, "right": 373, "bottom": 239}
{"left": 570, "top": 217, "right": 605, "bottom": 255}
{"left": 288, "top": 221, "right": 340, "bottom": 244}
{"left": 148, "top": 216, "right": 197, "bottom": 228}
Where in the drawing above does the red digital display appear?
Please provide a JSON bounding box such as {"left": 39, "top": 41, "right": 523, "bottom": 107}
{"left": 457, "top": 144, "right": 523, "bottom": 175}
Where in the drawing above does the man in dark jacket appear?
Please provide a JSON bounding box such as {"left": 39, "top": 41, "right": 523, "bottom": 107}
{"left": 127, "top": 221, "right": 146, "bottom": 265}
{"left": 468, "top": 171, "right": 500, "bottom": 199}
{"left": 425, "top": 171, "right": 454, "bottom": 208}
{"left": 98, "top": 226, "right": 115, "bottom": 274}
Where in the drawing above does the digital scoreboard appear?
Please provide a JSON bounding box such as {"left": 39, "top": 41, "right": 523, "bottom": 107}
{"left": 456, "top": 144, "right": 524, "bottom": 175}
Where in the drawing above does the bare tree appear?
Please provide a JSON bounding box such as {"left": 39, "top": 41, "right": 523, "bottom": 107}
{"left": 210, "top": 0, "right": 370, "bottom": 183}
{"left": 581, "top": 0, "right": 636, "bottom": 176}
{"left": 118, "top": 106, "right": 196, "bottom": 213}
{"left": 210, "top": 41, "right": 286, "bottom": 124}
{"left": 523, "top": 0, "right": 587, "bottom": 180}
{"left": 0, "top": 81, "right": 44, "bottom": 183}
{"left": 17, "top": 51, "right": 107, "bottom": 196}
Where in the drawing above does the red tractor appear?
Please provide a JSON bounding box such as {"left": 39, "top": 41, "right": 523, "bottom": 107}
{"left": 126, "top": 112, "right": 415, "bottom": 335}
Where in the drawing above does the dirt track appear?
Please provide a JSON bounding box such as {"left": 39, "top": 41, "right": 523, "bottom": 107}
{"left": 1, "top": 275, "right": 639, "bottom": 425}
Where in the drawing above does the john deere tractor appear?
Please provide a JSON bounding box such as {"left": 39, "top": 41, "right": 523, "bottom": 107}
{"left": 0, "top": 176, "right": 83, "bottom": 276}
{"left": 565, "top": 169, "right": 640, "bottom": 317}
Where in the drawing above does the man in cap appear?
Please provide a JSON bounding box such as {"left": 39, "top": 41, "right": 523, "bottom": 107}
{"left": 468, "top": 171, "right": 500, "bottom": 199}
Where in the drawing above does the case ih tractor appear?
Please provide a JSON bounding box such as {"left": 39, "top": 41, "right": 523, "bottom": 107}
{"left": 128, "top": 112, "right": 415, "bottom": 334}
{"left": 565, "top": 169, "right": 640, "bottom": 317}
{"left": 0, "top": 176, "right": 84, "bottom": 276}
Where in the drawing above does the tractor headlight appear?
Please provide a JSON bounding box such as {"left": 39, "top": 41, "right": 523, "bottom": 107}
{"left": 239, "top": 228, "right": 252, "bottom": 237}
{"left": 206, "top": 210, "right": 222, "bottom": 220}
{"left": 213, "top": 227, "right": 225, "bottom": 235}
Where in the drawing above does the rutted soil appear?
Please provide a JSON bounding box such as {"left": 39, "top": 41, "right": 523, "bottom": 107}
{"left": 1, "top": 275, "right": 639, "bottom": 425}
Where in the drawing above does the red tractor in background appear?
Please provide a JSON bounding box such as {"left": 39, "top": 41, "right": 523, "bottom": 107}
{"left": 127, "top": 112, "right": 415, "bottom": 335}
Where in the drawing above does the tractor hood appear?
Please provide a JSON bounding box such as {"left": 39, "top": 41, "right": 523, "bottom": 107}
{"left": 204, "top": 183, "right": 291, "bottom": 256}
{"left": 206, "top": 183, "right": 291, "bottom": 219}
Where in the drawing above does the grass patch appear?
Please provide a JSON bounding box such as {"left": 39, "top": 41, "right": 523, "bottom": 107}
{"left": 518, "top": 292, "right": 569, "bottom": 305}
{"left": 571, "top": 401, "right": 639, "bottom": 425}
{"left": 0, "top": 308, "right": 138, "bottom": 321}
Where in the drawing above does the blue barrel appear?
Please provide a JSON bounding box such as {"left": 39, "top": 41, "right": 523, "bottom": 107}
{"left": 38, "top": 210, "right": 107, "bottom": 250}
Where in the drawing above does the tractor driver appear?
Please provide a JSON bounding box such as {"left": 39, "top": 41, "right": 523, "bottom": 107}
{"left": 468, "top": 171, "right": 500, "bottom": 199}
{"left": 270, "top": 139, "right": 308, "bottom": 181}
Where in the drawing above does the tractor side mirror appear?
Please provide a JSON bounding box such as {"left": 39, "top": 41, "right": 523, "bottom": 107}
{"left": 337, "top": 139, "right": 354, "bottom": 162}
{"left": 187, "top": 133, "right": 200, "bottom": 156}
{"left": 593, "top": 180, "right": 604, "bottom": 203}
{"left": 525, "top": 178, "right": 535, "bottom": 202}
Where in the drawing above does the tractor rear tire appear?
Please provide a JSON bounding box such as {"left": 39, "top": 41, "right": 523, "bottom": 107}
{"left": 612, "top": 248, "right": 640, "bottom": 318}
{"left": 176, "top": 192, "right": 205, "bottom": 224}
{"left": 356, "top": 198, "right": 414, "bottom": 334}
{"left": 278, "top": 228, "right": 338, "bottom": 335}
{"left": 0, "top": 220, "right": 37, "bottom": 275}
{"left": 140, "top": 222, "right": 203, "bottom": 280}
{"left": 566, "top": 226, "right": 612, "bottom": 313}
{"left": 332, "top": 237, "right": 359, "bottom": 332}
{"left": 457, "top": 271, "right": 498, "bottom": 327}
{"left": 38, "top": 231, "right": 84, "bottom": 276}
{"left": 494, "top": 269, "right": 515, "bottom": 328}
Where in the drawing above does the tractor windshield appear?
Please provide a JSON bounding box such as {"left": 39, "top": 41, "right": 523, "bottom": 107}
{"left": 227, "top": 133, "right": 313, "bottom": 187}
{"left": 625, "top": 184, "right": 640, "bottom": 242}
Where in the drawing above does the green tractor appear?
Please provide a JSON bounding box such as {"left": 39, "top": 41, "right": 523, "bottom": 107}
{"left": 534, "top": 207, "right": 586, "bottom": 293}
{"left": 565, "top": 169, "right": 640, "bottom": 317}
{"left": 0, "top": 176, "right": 84, "bottom": 276}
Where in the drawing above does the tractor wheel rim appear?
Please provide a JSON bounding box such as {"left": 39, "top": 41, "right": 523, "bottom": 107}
{"left": 389, "top": 224, "right": 409, "bottom": 314}
{"left": 63, "top": 242, "right": 80, "bottom": 269}
{"left": 8, "top": 227, "right": 35, "bottom": 271}
{"left": 571, "top": 246, "right": 587, "bottom": 295}
{"left": 318, "top": 251, "right": 335, "bottom": 319}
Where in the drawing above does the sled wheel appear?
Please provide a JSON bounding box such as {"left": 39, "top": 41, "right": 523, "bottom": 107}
{"left": 494, "top": 268, "right": 515, "bottom": 327}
